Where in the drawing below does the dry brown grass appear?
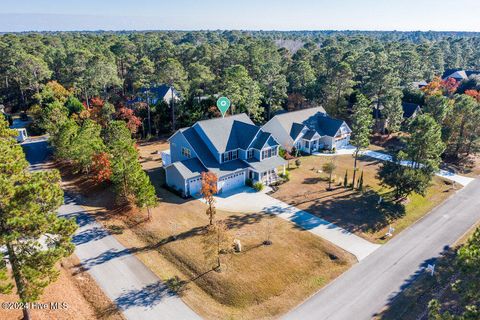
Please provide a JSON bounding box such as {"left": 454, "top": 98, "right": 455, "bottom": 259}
{"left": 0, "top": 255, "right": 124, "bottom": 320}
{"left": 85, "top": 196, "right": 354, "bottom": 320}
{"left": 273, "top": 154, "right": 455, "bottom": 243}
{"left": 59, "top": 141, "right": 355, "bottom": 320}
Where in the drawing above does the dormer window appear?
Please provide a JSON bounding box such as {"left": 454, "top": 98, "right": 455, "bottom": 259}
{"left": 247, "top": 149, "right": 254, "bottom": 159}
{"left": 261, "top": 147, "right": 277, "bottom": 160}
{"left": 181, "top": 147, "right": 191, "bottom": 158}
{"left": 222, "top": 149, "right": 239, "bottom": 162}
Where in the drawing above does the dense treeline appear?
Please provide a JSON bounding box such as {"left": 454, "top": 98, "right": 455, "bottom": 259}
{"left": 1, "top": 31, "right": 479, "bottom": 161}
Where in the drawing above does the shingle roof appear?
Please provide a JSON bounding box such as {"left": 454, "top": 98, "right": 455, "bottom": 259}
{"left": 402, "top": 102, "right": 421, "bottom": 119}
{"left": 166, "top": 158, "right": 205, "bottom": 180}
{"left": 250, "top": 131, "right": 271, "bottom": 150}
{"left": 195, "top": 114, "right": 257, "bottom": 153}
{"left": 290, "top": 122, "right": 306, "bottom": 140}
{"left": 182, "top": 126, "right": 249, "bottom": 177}
{"left": 442, "top": 69, "right": 480, "bottom": 80}
{"left": 273, "top": 107, "right": 327, "bottom": 141}
{"left": 302, "top": 129, "right": 318, "bottom": 140}
{"left": 316, "top": 116, "right": 345, "bottom": 137}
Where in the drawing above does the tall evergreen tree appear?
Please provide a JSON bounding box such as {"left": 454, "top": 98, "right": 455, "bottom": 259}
{"left": 350, "top": 94, "right": 374, "bottom": 189}
{"left": 0, "top": 118, "right": 77, "bottom": 320}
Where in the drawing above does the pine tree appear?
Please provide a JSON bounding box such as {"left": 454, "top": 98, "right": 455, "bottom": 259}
{"left": 105, "top": 121, "right": 157, "bottom": 213}
{"left": 350, "top": 93, "right": 374, "bottom": 189}
{"left": 0, "top": 118, "right": 77, "bottom": 320}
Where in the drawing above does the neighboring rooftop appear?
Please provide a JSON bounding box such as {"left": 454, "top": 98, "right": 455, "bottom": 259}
{"left": 402, "top": 102, "right": 421, "bottom": 119}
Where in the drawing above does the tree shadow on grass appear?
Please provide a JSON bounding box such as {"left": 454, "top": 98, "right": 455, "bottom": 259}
{"left": 77, "top": 225, "right": 206, "bottom": 271}
{"left": 223, "top": 212, "right": 267, "bottom": 230}
{"left": 286, "top": 189, "right": 405, "bottom": 236}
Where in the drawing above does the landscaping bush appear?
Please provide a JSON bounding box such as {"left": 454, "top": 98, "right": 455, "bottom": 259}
{"left": 245, "top": 178, "right": 253, "bottom": 187}
{"left": 295, "top": 159, "right": 302, "bottom": 167}
{"left": 279, "top": 170, "right": 291, "bottom": 181}
{"left": 253, "top": 182, "right": 264, "bottom": 192}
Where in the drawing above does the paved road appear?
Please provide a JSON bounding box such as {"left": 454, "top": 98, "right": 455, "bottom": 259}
{"left": 200, "top": 186, "right": 380, "bottom": 261}
{"left": 284, "top": 178, "right": 480, "bottom": 320}
{"left": 22, "top": 139, "right": 200, "bottom": 320}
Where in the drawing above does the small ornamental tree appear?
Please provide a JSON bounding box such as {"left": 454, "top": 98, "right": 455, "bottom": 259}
{"left": 343, "top": 170, "right": 348, "bottom": 188}
{"left": 91, "top": 152, "right": 112, "bottom": 183}
{"left": 115, "top": 107, "right": 142, "bottom": 134}
{"left": 322, "top": 160, "right": 337, "bottom": 191}
{"left": 201, "top": 172, "right": 218, "bottom": 225}
{"left": 357, "top": 170, "right": 364, "bottom": 191}
{"left": 202, "top": 220, "right": 231, "bottom": 271}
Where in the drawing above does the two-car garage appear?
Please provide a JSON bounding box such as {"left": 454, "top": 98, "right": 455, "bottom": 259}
{"left": 187, "top": 170, "right": 246, "bottom": 197}
{"left": 217, "top": 171, "right": 246, "bottom": 194}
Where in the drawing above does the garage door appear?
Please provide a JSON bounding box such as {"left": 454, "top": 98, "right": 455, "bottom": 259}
{"left": 188, "top": 177, "right": 202, "bottom": 196}
{"left": 218, "top": 171, "right": 245, "bottom": 193}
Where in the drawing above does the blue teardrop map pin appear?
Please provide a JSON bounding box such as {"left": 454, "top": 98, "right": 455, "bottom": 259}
{"left": 216, "top": 97, "right": 231, "bottom": 118}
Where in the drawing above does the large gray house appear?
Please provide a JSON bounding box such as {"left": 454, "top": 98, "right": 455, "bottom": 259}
{"left": 163, "top": 114, "right": 287, "bottom": 197}
{"left": 262, "top": 107, "right": 352, "bottom": 154}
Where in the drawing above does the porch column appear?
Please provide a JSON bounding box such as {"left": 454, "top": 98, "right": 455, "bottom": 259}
{"left": 283, "top": 164, "right": 286, "bottom": 174}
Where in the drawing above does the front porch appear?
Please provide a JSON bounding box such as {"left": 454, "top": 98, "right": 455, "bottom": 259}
{"left": 244, "top": 155, "right": 287, "bottom": 186}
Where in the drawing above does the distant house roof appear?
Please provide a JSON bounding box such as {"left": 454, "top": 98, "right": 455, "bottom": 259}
{"left": 316, "top": 116, "right": 346, "bottom": 137}
{"left": 195, "top": 114, "right": 257, "bottom": 153}
{"left": 402, "top": 102, "right": 421, "bottom": 119}
{"left": 273, "top": 107, "right": 327, "bottom": 140}
{"left": 167, "top": 158, "right": 206, "bottom": 180}
{"left": 289, "top": 122, "right": 306, "bottom": 140}
{"left": 302, "top": 129, "right": 318, "bottom": 140}
{"left": 442, "top": 69, "right": 480, "bottom": 81}
{"left": 127, "top": 84, "right": 179, "bottom": 105}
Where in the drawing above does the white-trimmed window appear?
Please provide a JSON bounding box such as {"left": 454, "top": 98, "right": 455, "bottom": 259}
{"left": 262, "top": 147, "right": 277, "bottom": 159}
{"left": 222, "top": 149, "right": 239, "bottom": 162}
{"left": 182, "top": 147, "right": 191, "bottom": 158}
{"left": 247, "top": 149, "right": 254, "bottom": 159}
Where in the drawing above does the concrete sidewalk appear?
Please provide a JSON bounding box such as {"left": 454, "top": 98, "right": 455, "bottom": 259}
{"left": 361, "top": 150, "right": 475, "bottom": 186}
{"left": 200, "top": 187, "right": 380, "bottom": 261}
{"left": 59, "top": 195, "right": 200, "bottom": 320}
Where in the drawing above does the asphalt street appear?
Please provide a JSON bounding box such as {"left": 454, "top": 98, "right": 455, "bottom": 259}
{"left": 22, "top": 138, "right": 200, "bottom": 320}
{"left": 284, "top": 178, "right": 480, "bottom": 320}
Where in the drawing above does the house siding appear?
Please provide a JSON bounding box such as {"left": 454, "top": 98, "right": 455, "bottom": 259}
{"left": 165, "top": 165, "right": 187, "bottom": 196}
{"left": 169, "top": 132, "right": 198, "bottom": 163}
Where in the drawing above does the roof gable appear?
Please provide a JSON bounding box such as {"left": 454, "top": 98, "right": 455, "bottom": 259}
{"left": 316, "top": 116, "right": 347, "bottom": 137}
{"left": 194, "top": 114, "right": 256, "bottom": 153}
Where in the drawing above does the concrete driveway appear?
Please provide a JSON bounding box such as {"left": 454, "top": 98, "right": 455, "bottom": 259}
{"left": 199, "top": 187, "right": 380, "bottom": 261}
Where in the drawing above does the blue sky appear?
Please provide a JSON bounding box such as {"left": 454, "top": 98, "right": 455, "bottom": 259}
{"left": 1, "top": 0, "right": 479, "bottom": 32}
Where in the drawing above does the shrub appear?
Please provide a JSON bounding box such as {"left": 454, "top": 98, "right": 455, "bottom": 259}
{"left": 253, "top": 182, "right": 264, "bottom": 192}
{"left": 279, "top": 170, "right": 290, "bottom": 181}
{"left": 295, "top": 159, "right": 302, "bottom": 167}
{"left": 278, "top": 148, "right": 287, "bottom": 159}
{"left": 332, "top": 147, "right": 336, "bottom": 153}
{"left": 245, "top": 178, "right": 253, "bottom": 187}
